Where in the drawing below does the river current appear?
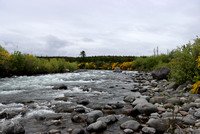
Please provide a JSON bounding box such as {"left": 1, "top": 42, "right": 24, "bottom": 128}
{"left": 0, "top": 70, "right": 141, "bottom": 133}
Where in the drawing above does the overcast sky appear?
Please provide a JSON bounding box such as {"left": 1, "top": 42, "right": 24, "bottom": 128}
{"left": 0, "top": 0, "right": 199, "bottom": 57}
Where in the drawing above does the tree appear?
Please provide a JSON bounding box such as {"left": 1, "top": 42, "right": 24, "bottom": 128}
{"left": 80, "top": 50, "right": 86, "bottom": 58}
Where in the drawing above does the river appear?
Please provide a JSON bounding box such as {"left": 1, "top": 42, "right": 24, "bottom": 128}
{"left": 0, "top": 70, "right": 142, "bottom": 134}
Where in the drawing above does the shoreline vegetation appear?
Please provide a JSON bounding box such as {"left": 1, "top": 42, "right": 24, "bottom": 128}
{"left": 1, "top": 36, "right": 200, "bottom": 93}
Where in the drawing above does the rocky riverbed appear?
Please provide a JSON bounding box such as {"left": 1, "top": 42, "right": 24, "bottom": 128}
{"left": 0, "top": 70, "right": 200, "bottom": 134}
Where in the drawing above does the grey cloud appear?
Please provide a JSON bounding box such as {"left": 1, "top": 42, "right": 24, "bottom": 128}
{"left": 44, "top": 35, "right": 71, "bottom": 48}
{"left": 0, "top": 0, "right": 200, "bottom": 56}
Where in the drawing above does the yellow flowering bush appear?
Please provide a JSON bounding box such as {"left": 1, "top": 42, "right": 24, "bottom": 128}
{"left": 190, "top": 81, "right": 200, "bottom": 94}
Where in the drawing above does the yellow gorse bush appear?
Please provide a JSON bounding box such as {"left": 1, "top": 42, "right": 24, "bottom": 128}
{"left": 191, "top": 56, "right": 200, "bottom": 94}
{"left": 190, "top": 81, "right": 200, "bottom": 94}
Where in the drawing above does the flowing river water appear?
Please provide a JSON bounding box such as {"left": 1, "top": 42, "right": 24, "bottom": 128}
{"left": 0, "top": 70, "right": 143, "bottom": 134}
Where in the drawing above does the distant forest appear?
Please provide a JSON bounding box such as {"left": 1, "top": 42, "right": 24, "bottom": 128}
{"left": 37, "top": 56, "right": 142, "bottom": 63}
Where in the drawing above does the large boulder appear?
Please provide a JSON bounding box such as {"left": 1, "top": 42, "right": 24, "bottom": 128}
{"left": 133, "top": 103, "right": 158, "bottom": 115}
{"left": 151, "top": 67, "right": 170, "bottom": 80}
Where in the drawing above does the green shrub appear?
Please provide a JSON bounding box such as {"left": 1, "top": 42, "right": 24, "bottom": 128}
{"left": 65, "top": 62, "right": 78, "bottom": 71}
{"left": 9, "top": 51, "right": 25, "bottom": 75}
{"left": 169, "top": 37, "right": 200, "bottom": 84}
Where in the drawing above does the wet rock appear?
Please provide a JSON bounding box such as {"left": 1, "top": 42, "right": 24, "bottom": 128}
{"left": 87, "top": 110, "right": 104, "bottom": 124}
{"left": 139, "top": 87, "right": 147, "bottom": 92}
{"left": 147, "top": 118, "right": 169, "bottom": 132}
{"left": 151, "top": 67, "right": 170, "bottom": 80}
{"left": 131, "top": 88, "right": 139, "bottom": 92}
{"left": 52, "top": 84, "right": 68, "bottom": 90}
{"left": 74, "top": 107, "right": 85, "bottom": 113}
{"left": 97, "top": 115, "right": 118, "bottom": 124}
{"left": 53, "top": 104, "right": 74, "bottom": 113}
{"left": 77, "top": 99, "right": 90, "bottom": 105}
{"left": 113, "top": 67, "right": 122, "bottom": 73}
{"left": 108, "top": 102, "right": 124, "bottom": 109}
{"left": 74, "top": 69, "right": 87, "bottom": 73}
{"left": 1, "top": 121, "right": 25, "bottom": 134}
{"left": 142, "top": 127, "right": 156, "bottom": 134}
{"left": 71, "top": 114, "right": 87, "bottom": 123}
{"left": 150, "top": 96, "right": 165, "bottom": 104}
{"left": 103, "top": 105, "right": 113, "bottom": 110}
{"left": 87, "top": 120, "right": 107, "bottom": 131}
{"left": 49, "top": 129, "right": 61, "bottom": 134}
{"left": 124, "top": 95, "right": 135, "bottom": 103}
{"left": 133, "top": 103, "right": 158, "bottom": 115}
{"left": 55, "top": 97, "right": 68, "bottom": 101}
{"left": 0, "top": 112, "right": 7, "bottom": 119}
{"left": 71, "top": 128, "right": 85, "bottom": 134}
{"left": 120, "top": 120, "right": 140, "bottom": 131}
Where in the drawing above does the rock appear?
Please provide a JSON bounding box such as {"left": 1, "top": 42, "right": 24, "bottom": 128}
{"left": 150, "top": 96, "right": 165, "bottom": 104}
{"left": 0, "top": 112, "right": 7, "bottom": 119}
{"left": 1, "top": 121, "right": 25, "bottom": 134}
{"left": 124, "top": 129, "right": 133, "bottom": 134}
{"left": 179, "top": 111, "right": 188, "bottom": 116}
{"left": 163, "top": 103, "right": 174, "bottom": 109}
{"left": 120, "top": 120, "right": 140, "bottom": 131}
{"left": 74, "top": 69, "right": 87, "bottom": 73}
{"left": 53, "top": 103, "right": 74, "bottom": 113}
{"left": 65, "top": 69, "right": 70, "bottom": 72}
{"left": 74, "top": 107, "right": 85, "bottom": 113}
{"left": 97, "top": 115, "right": 118, "bottom": 124}
{"left": 142, "top": 127, "right": 156, "bottom": 134}
{"left": 151, "top": 67, "right": 170, "bottom": 80}
{"left": 131, "top": 88, "right": 139, "bottom": 92}
{"left": 194, "top": 111, "right": 200, "bottom": 118}
{"left": 55, "top": 97, "right": 68, "bottom": 101}
{"left": 87, "top": 120, "right": 107, "bottom": 131}
{"left": 108, "top": 102, "right": 124, "bottom": 109}
{"left": 71, "top": 114, "right": 87, "bottom": 123}
{"left": 49, "top": 129, "right": 61, "bottom": 134}
{"left": 176, "top": 81, "right": 192, "bottom": 91}
{"left": 195, "top": 99, "right": 200, "bottom": 103}
{"left": 87, "top": 110, "right": 104, "bottom": 124}
{"left": 52, "top": 84, "right": 68, "bottom": 90}
{"left": 132, "top": 98, "right": 148, "bottom": 106}
{"left": 124, "top": 95, "right": 135, "bottom": 103}
{"left": 157, "top": 107, "right": 166, "bottom": 113}
{"left": 133, "top": 103, "right": 158, "bottom": 115}
{"left": 71, "top": 128, "right": 85, "bottom": 134}
{"left": 103, "top": 105, "right": 113, "bottom": 110}
{"left": 167, "top": 98, "right": 181, "bottom": 105}
{"left": 147, "top": 118, "right": 169, "bottom": 132}
{"left": 183, "top": 115, "right": 195, "bottom": 125}
{"left": 167, "top": 82, "right": 178, "bottom": 90}
{"left": 113, "top": 67, "right": 122, "bottom": 73}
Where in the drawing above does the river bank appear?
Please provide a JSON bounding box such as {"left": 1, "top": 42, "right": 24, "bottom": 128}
{"left": 0, "top": 70, "right": 200, "bottom": 134}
